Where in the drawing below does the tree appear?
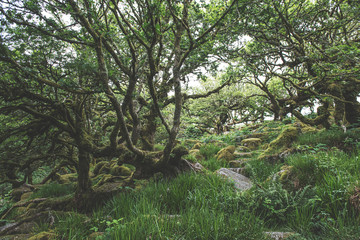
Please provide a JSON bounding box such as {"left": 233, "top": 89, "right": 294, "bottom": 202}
{"left": 235, "top": 0, "right": 360, "bottom": 127}
{"left": 0, "top": 0, "right": 239, "bottom": 195}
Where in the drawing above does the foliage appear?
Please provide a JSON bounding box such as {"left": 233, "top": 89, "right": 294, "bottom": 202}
{"left": 198, "top": 143, "right": 222, "bottom": 160}
{"left": 90, "top": 173, "right": 266, "bottom": 240}
{"left": 55, "top": 213, "right": 91, "bottom": 240}
{"left": 31, "top": 183, "right": 75, "bottom": 199}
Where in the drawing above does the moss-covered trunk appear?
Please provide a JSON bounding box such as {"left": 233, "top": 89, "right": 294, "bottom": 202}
{"left": 77, "top": 148, "right": 92, "bottom": 194}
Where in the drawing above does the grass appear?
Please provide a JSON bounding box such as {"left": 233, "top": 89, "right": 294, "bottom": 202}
{"left": 51, "top": 173, "right": 267, "bottom": 239}
{"left": 11, "top": 122, "right": 360, "bottom": 240}
{"left": 244, "top": 159, "right": 282, "bottom": 183}
{"left": 198, "top": 143, "right": 222, "bottom": 160}
{"left": 31, "top": 182, "right": 75, "bottom": 199}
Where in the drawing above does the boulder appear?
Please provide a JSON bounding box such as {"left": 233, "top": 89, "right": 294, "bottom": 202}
{"left": 28, "top": 231, "right": 56, "bottom": 240}
{"left": 189, "top": 149, "right": 204, "bottom": 161}
{"left": 264, "top": 232, "right": 295, "bottom": 240}
{"left": 216, "top": 168, "right": 252, "bottom": 191}
{"left": 228, "top": 160, "right": 245, "bottom": 168}
{"left": 259, "top": 126, "right": 299, "bottom": 160}
{"left": 216, "top": 146, "right": 236, "bottom": 161}
{"left": 191, "top": 142, "right": 203, "bottom": 150}
{"left": 0, "top": 234, "right": 33, "bottom": 240}
{"left": 241, "top": 138, "right": 262, "bottom": 150}
{"left": 20, "top": 192, "right": 33, "bottom": 201}
{"left": 234, "top": 152, "right": 253, "bottom": 159}
{"left": 11, "top": 185, "right": 33, "bottom": 202}
{"left": 236, "top": 146, "right": 251, "bottom": 152}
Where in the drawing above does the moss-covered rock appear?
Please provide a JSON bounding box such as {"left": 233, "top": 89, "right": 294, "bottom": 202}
{"left": 28, "top": 231, "right": 56, "bottom": 240}
{"left": 279, "top": 165, "right": 294, "bottom": 182}
{"left": 189, "top": 149, "right": 204, "bottom": 161}
{"left": 11, "top": 185, "right": 33, "bottom": 201}
{"left": 229, "top": 160, "right": 246, "bottom": 168}
{"left": 234, "top": 152, "right": 253, "bottom": 159}
{"left": 1, "top": 234, "right": 33, "bottom": 240}
{"left": 241, "top": 138, "right": 262, "bottom": 150}
{"left": 171, "top": 145, "right": 189, "bottom": 159}
{"left": 216, "top": 145, "right": 236, "bottom": 161}
{"left": 259, "top": 126, "right": 299, "bottom": 160}
{"left": 236, "top": 146, "right": 251, "bottom": 152}
{"left": 191, "top": 142, "right": 203, "bottom": 150}
{"left": 20, "top": 192, "right": 33, "bottom": 201}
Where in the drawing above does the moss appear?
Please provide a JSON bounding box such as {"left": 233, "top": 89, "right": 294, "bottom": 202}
{"left": 20, "top": 192, "right": 33, "bottom": 201}
{"left": 183, "top": 139, "right": 201, "bottom": 149}
{"left": 192, "top": 142, "right": 203, "bottom": 150}
{"left": 216, "top": 150, "right": 234, "bottom": 161}
{"left": 28, "top": 231, "right": 56, "bottom": 240}
{"left": 229, "top": 160, "right": 245, "bottom": 168}
{"left": 216, "top": 146, "right": 236, "bottom": 161}
{"left": 110, "top": 165, "right": 132, "bottom": 177}
{"left": 279, "top": 165, "right": 293, "bottom": 182}
{"left": 259, "top": 126, "right": 299, "bottom": 160}
{"left": 36, "top": 195, "right": 74, "bottom": 211}
{"left": 241, "top": 138, "right": 262, "bottom": 150}
{"left": 172, "top": 145, "right": 189, "bottom": 158}
{"left": 236, "top": 146, "right": 251, "bottom": 152}
{"left": 189, "top": 149, "right": 204, "bottom": 161}
{"left": 56, "top": 173, "right": 77, "bottom": 184}
{"left": 98, "top": 164, "right": 111, "bottom": 175}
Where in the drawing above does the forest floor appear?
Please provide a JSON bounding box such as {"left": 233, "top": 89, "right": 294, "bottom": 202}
{"left": 1, "top": 120, "right": 360, "bottom": 239}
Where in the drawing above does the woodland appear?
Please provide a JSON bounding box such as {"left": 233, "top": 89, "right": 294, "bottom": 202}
{"left": 0, "top": 0, "right": 360, "bottom": 239}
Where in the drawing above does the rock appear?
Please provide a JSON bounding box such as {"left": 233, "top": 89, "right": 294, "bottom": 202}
{"left": 227, "top": 168, "right": 245, "bottom": 174}
{"left": 11, "top": 185, "right": 33, "bottom": 202}
{"left": 216, "top": 168, "right": 252, "bottom": 191}
{"left": 264, "top": 232, "right": 295, "bottom": 240}
{"left": 189, "top": 149, "right": 204, "bottom": 161}
{"left": 0, "top": 234, "right": 33, "bottom": 240}
{"left": 349, "top": 187, "right": 360, "bottom": 213}
{"left": 171, "top": 145, "right": 189, "bottom": 163}
{"left": 193, "top": 162, "right": 204, "bottom": 171}
{"left": 259, "top": 126, "right": 299, "bottom": 160}
{"left": 0, "top": 222, "right": 36, "bottom": 235}
{"left": 278, "top": 165, "right": 293, "bottom": 182}
{"left": 20, "top": 192, "right": 33, "bottom": 201}
{"left": 236, "top": 146, "right": 251, "bottom": 152}
{"left": 229, "top": 160, "right": 245, "bottom": 168}
{"left": 191, "top": 142, "right": 203, "bottom": 150}
{"left": 28, "top": 231, "right": 56, "bottom": 240}
{"left": 241, "top": 138, "right": 262, "bottom": 150}
{"left": 234, "top": 152, "right": 253, "bottom": 158}
{"left": 216, "top": 146, "right": 236, "bottom": 161}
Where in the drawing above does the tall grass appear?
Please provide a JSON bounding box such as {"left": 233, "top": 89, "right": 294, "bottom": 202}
{"left": 92, "top": 173, "right": 266, "bottom": 239}
{"left": 31, "top": 182, "right": 75, "bottom": 199}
